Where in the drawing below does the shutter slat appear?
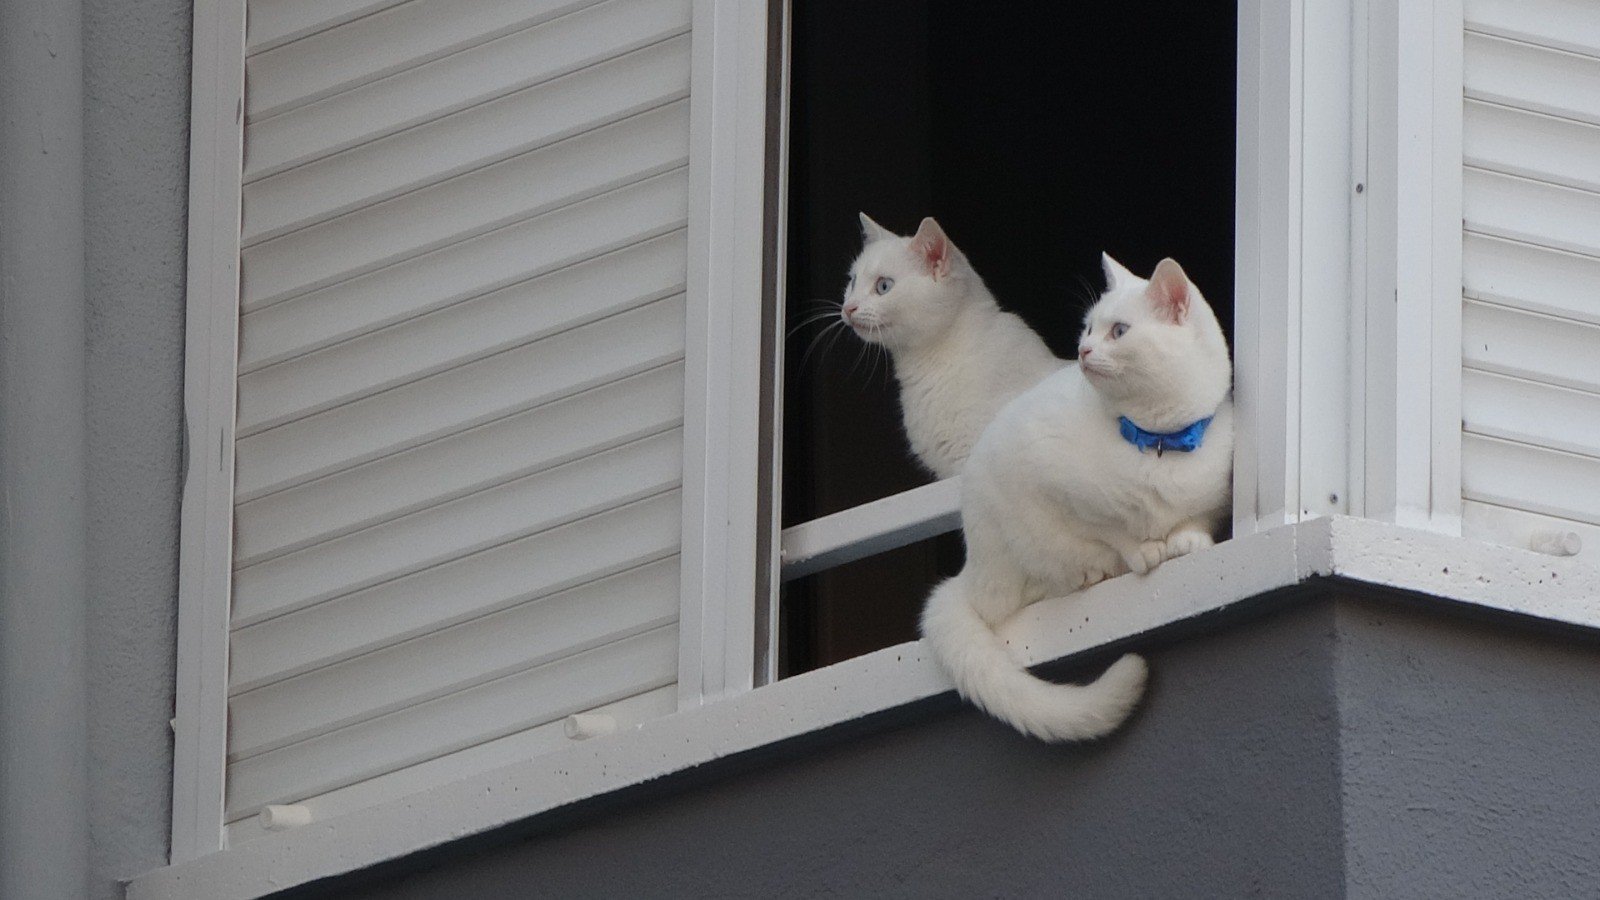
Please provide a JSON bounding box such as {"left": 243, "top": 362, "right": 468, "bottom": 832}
{"left": 230, "top": 557, "right": 679, "bottom": 760}
{"left": 1462, "top": 434, "right": 1600, "bottom": 528}
{"left": 1466, "top": 0, "right": 1600, "bottom": 61}
{"left": 238, "top": 226, "right": 686, "bottom": 435}
{"left": 226, "top": 625, "right": 679, "bottom": 817}
{"left": 1464, "top": 99, "right": 1600, "bottom": 195}
{"left": 233, "top": 431, "right": 681, "bottom": 659}
{"left": 242, "top": 35, "right": 690, "bottom": 245}
{"left": 236, "top": 292, "right": 686, "bottom": 501}
{"left": 1463, "top": 167, "right": 1600, "bottom": 259}
{"left": 239, "top": 169, "right": 688, "bottom": 371}
{"left": 1463, "top": 368, "right": 1600, "bottom": 460}
{"left": 1465, "top": 31, "right": 1600, "bottom": 127}
{"left": 246, "top": 0, "right": 594, "bottom": 119}
{"left": 245, "top": 0, "right": 409, "bottom": 55}
{"left": 1462, "top": 499, "right": 1599, "bottom": 562}
{"left": 1463, "top": 298, "right": 1600, "bottom": 395}
{"left": 235, "top": 361, "right": 685, "bottom": 571}
{"left": 1463, "top": 233, "right": 1600, "bottom": 326}
{"left": 246, "top": 0, "right": 690, "bottom": 179}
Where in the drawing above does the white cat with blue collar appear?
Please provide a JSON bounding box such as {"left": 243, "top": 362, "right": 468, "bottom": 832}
{"left": 921, "top": 253, "right": 1233, "bottom": 742}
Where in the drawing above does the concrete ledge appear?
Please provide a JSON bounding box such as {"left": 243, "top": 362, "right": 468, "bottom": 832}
{"left": 127, "top": 518, "right": 1600, "bottom": 900}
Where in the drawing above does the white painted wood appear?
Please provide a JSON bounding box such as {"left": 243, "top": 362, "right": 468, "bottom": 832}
{"left": 227, "top": 626, "right": 680, "bottom": 817}
{"left": 1465, "top": 99, "right": 1600, "bottom": 195}
{"left": 1466, "top": 0, "right": 1600, "bottom": 58}
{"left": 245, "top": 0, "right": 407, "bottom": 54}
{"left": 237, "top": 228, "right": 687, "bottom": 436}
{"left": 135, "top": 518, "right": 1600, "bottom": 900}
{"left": 231, "top": 441, "right": 683, "bottom": 687}
{"left": 242, "top": 36, "right": 690, "bottom": 245}
{"left": 1462, "top": 299, "right": 1600, "bottom": 395}
{"left": 172, "top": 0, "right": 245, "bottom": 864}
{"left": 1462, "top": 499, "right": 1598, "bottom": 563}
{"left": 224, "top": 685, "right": 679, "bottom": 843}
{"left": 241, "top": 101, "right": 690, "bottom": 312}
{"left": 779, "top": 478, "right": 961, "bottom": 581}
{"left": 235, "top": 294, "right": 686, "bottom": 501}
{"left": 229, "top": 559, "right": 679, "bottom": 760}
{"left": 677, "top": 0, "right": 770, "bottom": 707}
{"left": 235, "top": 361, "right": 685, "bottom": 570}
{"left": 1464, "top": 167, "right": 1600, "bottom": 259}
{"left": 1464, "top": 31, "right": 1600, "bottom": 128}
{"left": 1463, "top": 233, "right": 1600, "bottom": 326}
{"left": 1462, "top": 433, "right": 1600, "bottom": 527}
{"left": 245, "top": 0, "right": 592, "bottom": 119}
{"left": 1462, "top": 368, "right": 1600, "bottom": 459}
{"left": 238, "top": 171, "right": 688, "bottom": 372}
{"left": 246, "top": 0, "right": 690, "bottom": 179}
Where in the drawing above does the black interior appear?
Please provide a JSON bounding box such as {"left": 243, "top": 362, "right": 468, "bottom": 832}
{"left": 781, "top": 1, "right": 1238, "bottom": 676}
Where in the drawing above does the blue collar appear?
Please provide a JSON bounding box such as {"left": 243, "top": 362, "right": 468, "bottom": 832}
{"left": 1119, "top": 415, "right": 1213, "bottom": 456}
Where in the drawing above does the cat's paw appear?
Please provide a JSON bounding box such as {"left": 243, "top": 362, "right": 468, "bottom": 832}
{"left": 1163, "top": 529, "right": 1214, "bottom": 561}
{"left": 1121, "top": 540, "right": 1167, "bottom": 575}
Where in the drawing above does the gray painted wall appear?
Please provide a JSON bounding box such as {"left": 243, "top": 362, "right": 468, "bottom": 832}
{"left": 84, "top": 0, "right": 190, "bottom": 895}
{"left": 293, "top": 602, "right": 1349, "bottom": 899}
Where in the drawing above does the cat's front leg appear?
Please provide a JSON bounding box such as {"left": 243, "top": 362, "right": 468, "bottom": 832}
{"left": 1162, "top": 523, "right": 1215, "bottom": 561}
{"left": 1110, "top": 538, "right": 1168, "bottom": 576}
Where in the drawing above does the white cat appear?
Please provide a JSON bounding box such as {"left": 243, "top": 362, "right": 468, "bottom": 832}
{"left": 921, "top": 254, "right": 1234, "bottom": 741}
{"left": 843, "top": 214, "right": 1064, "bottom": 478}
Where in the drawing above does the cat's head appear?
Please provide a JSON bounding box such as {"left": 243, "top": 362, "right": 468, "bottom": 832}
{"left": 1078, "top": 254, "right": 1231, "bottom": 430}
{"left": 841, "top": 214, "right": 982, "bottom": 352}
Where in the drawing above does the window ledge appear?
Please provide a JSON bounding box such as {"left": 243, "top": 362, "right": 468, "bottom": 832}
{"left": 128, "top": 516, "right": 1600, "bottom": 900}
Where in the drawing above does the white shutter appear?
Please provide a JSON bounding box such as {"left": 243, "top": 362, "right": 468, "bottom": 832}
{"left": 225, "top": 0, "right": 694, "bottom": 841}
{"left": 1461, "top": 0, "right": 1600, "bottom": 556}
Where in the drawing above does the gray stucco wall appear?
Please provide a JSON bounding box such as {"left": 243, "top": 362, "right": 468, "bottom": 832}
{"left": 83, "top": 0, "right": 191, "bottom": 895}
{"left": 290, "top": 602, "right": 1349, "bottom": 899}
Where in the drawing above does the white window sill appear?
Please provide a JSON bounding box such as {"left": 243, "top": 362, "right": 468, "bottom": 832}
{"left": 128, "top": 515, "right": 1600, "bottom": 900}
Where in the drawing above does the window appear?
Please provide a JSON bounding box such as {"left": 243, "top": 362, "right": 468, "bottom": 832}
{"left": 777, "top": 2, "right": 1238, "bottom": 675}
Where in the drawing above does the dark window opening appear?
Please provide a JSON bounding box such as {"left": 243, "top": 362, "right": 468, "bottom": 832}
{"left": 781, "top": 1, "right": 1238, "bottom": 677}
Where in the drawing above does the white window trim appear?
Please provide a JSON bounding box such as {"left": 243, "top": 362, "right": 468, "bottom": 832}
{"left": 132, "top": 515, "right": 1600, "bottom": 900}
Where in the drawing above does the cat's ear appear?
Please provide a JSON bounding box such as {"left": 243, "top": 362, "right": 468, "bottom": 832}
{"left": 1101, "top": 252, "right": 1136, "bottom": 291}
{"left": 1145, "top": 257, "right": 1193, "bottom": 324}
{"left": 858, "top": 212, "right": 893, "bottom": 244}
{"left": 909, "top": 217, "right": 962, "bottom": 280}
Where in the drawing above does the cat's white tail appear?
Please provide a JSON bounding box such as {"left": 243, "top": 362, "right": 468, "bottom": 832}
{"left": 920, "top": 574, "right": 1147, "bottom": 742}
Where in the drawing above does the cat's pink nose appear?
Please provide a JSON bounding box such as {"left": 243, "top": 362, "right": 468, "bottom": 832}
{"left": 1078, "top": 346, "right": 1093, "bottom": 360}
{"left": 842, "top": 302, "right": 859, "bottom": 323}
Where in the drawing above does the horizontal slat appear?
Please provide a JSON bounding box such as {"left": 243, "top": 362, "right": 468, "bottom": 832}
{"left": 1466, "top": 0, "right": 1600, "bottom": 61}
{"left": 780, "top": 478, "right": 962, "bottom": 581}
{"left": 230, "top": 557, "right": 679, "bottom": 760}
{"left": 1463, "top": 167, "right": 1600, "bottom": 258}
{"left": 1464, "top": 31, "right": 1600, "bottom": 127}
{"left": 223, "top": 685, "right": 678, "bottom": 838}
{"left": 1462, "top": 499, "right": 1595, "bottom": 561}
{"left": 1463, "top": 298, "right": 1600, "bottom": 394}
{"left": 1463, "top": 232, "right": 1600, "bottom": 325}
{"left": 234, "top": 361, "right": 685, "bottom": 570}
{"left": 229, "top": 488, "right": 681, "bottom": 688}
{"left": 246, "top": 0, "right": 690, "bottom": 179}
{"left": 238, "top": 226, "right": 687, "bottom": 435}
{"left": 235, "top": 292, "right": 686, "bottom": 500}
{"left": 1462, "top": 433, "right": 1600, "bottom": 528}
{"left": 232, "top": 431, "right": 681, "bottom": 662}
{"left": 239, "top": 168, "right": 688, "bottom": 371}
{"left": 226, "top": 625, "right": 679, "bottom": 817}
{"left": 242, "top": 100, "right": 689, "bottom": 312}
{"left": 1464, "top": 99, "right": 1600, "bottom": 194}
{"left": 245, "top": 0, "right": 408, "bottom": 55}
{"left": 242, "top": 35, "right": 690, "bottom": 245}
{"left": 1462, "top": 368, "right": 1600, "bottom": 459}
{"left": 246, "top": 0, "right": 591, "bottom": 119}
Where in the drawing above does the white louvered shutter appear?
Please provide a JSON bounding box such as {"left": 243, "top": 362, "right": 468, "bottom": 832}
{"left": 225, "top": 0, "right": 694, "bottom": 841}
{"left": 1459, "top": 0, "right": 1600, "bottom": 559}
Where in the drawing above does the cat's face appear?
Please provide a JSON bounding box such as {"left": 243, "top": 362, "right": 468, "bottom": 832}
{"left": 841, "top": 215, "right": 974, "bottom": 352}
{"left": 1078, "top": 254, "right": 1232, "bottom": 426}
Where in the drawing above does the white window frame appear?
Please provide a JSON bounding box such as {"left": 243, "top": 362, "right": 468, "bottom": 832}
{"left": 162, "top": 0, "right": 1475, "bottom": 888}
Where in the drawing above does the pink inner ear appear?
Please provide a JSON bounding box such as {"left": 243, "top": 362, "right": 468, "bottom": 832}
{"left": 909, "top": 219, "right": 953, "bottom": 279}
{"left": 1147, "top": 261, "right": 1192, "bottom": 323}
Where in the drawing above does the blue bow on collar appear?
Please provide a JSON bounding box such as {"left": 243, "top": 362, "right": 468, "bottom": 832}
{"left": 1119, "top": 415, "right": 1213, "bottom": 456}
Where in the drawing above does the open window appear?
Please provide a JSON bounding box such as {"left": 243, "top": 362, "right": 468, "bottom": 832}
{"left": 775, "top": 2, "right": 1239, "bottom": 676}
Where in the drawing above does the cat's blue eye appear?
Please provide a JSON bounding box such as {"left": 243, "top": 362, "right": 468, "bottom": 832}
{"left": 874, "top": 276, "right": 895, "bottom": 295}
{"left": 1110, "top": 322, "right": 1130, "bottom": 339}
